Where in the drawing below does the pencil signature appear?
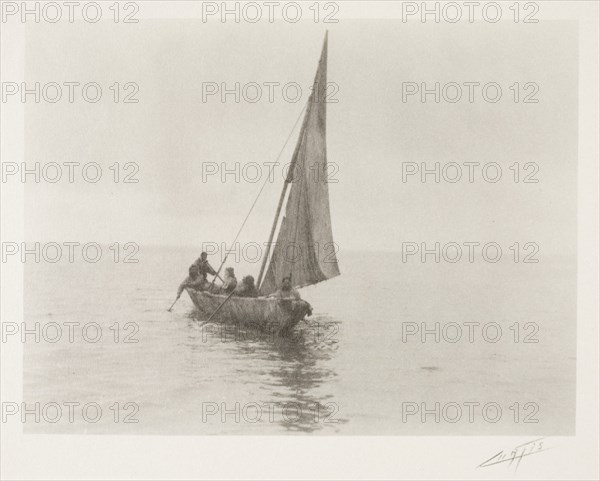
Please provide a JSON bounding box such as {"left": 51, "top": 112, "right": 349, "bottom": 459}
{"left": 478, "top": 438, "right": 550, "bottom": 471}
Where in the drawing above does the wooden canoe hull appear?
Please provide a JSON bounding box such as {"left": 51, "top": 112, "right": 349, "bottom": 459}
{"left": 186, "top": 289, "right": 311, "bottom": 334}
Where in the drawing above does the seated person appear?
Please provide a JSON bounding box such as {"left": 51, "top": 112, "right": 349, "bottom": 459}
{"left": 269, "top": 276, "right": 301, "bottom": 300}
{"left": 221, "top": 267, "right": 238, "bottom": 294}
{"left": 268, "top": 276, "right": 312, "bottom": 317}
{"left": 235, "top": 275, "right": 258, "bottom": 298}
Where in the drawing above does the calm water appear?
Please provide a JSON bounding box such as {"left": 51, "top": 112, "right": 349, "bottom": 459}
{"left": 23, "top": 247, "right": 575, "bottom": 435}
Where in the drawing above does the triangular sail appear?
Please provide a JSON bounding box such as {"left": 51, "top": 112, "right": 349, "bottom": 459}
{"left": 260, "top": 34, "right": 340, "bottom": 295}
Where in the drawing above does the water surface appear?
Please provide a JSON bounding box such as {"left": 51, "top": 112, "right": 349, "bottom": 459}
{"left": 23, "top": 247, "right": 576, "bottom": 435}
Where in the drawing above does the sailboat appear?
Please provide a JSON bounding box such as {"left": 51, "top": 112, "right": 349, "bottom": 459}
{"left": 187, "top": 33, "right": 339, "bottom": 333}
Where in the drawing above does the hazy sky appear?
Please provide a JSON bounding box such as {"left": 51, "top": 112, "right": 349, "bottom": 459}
{"left": 24, "top": 19, "right": 577, "bottom": 254}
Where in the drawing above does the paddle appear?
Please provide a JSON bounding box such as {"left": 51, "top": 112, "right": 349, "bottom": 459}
{"left": 207, "top": 262, "right": 224, "bottom": 283}
{"left": 167, "top": 295, "right": 180, "bottom": 312}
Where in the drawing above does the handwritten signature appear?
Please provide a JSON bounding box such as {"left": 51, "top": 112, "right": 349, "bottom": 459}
{"left": 478, "top": 438, "right": 550, "bottom": 471}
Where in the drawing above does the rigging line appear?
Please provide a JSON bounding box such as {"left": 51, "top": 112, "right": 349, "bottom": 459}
{"left": 210, "top": 103, "right": 308, "bottom": 286}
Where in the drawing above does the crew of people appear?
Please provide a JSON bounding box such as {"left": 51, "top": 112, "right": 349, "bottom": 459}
{"left": 175, "top": 252, "right": 302, "bottom": 302}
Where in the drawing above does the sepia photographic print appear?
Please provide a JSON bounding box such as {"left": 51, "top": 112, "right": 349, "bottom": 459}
{"left": 1, "top": 1, "right": 598, "bottom": 480}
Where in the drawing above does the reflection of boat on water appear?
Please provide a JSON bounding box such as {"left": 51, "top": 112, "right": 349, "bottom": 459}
{"left": 187, "top": 32, "right": 340, "bottom": 333}
{"left": 196, "top": 314, "right": 346, "bottom": 433}
{"left": 262, "top": 325, "right": 346, "bottom": 433}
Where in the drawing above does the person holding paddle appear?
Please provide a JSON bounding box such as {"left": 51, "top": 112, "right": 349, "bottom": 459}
{"left": 168, "top": 252, "right": 224, "bottom": 311}
{"left": 174, "top": 265, "right": 204, "bottom": 299}
{"left": 192, "top": 252, "right": 217, "bottom": 283}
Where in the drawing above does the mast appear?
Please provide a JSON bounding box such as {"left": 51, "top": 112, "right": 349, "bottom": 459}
{"left": 255, "top": 166, "right": 293, "bottom": 291}
{"left": 256, "top": 32, "right": 328, "bottom": 291}
{"left": 255, "top": 107, "right": 308, "bottom": 291}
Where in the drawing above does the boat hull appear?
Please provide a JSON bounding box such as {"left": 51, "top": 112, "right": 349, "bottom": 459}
{"left": 186, "top": 289, "right": 311, "bottom": 334}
